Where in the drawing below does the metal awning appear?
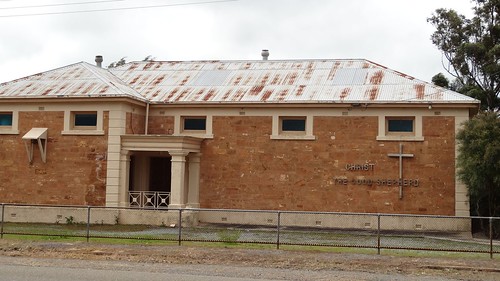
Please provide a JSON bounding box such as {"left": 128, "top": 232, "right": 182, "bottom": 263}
{"left": 22, "top": 128, "right": 48, "bottom": 163}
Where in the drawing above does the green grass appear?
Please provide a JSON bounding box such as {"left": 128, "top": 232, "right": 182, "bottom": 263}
{"left": 1, "top": 222, "right": 499, "bottom": 260}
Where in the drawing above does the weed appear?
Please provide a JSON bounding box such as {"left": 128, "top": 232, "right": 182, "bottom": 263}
{"left": 65, "top": 216, "right": 74, "bottom": 225}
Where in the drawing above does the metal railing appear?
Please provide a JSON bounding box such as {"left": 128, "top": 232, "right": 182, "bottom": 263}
{"left": 0, "top": 203, "right": 499, "bottom": 258}
{"left": 129, "top": 191, "right": 170, "bottom": 208}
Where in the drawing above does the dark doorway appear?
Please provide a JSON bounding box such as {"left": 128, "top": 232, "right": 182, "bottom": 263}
{"left": 149, "top": 157, "right": 172, "bottom": 193}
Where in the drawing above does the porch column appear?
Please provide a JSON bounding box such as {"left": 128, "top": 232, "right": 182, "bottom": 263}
{"left": 119, "top": 150, "right": 131, "bottom": 207}
{"left": 187, "top": 153, "right": 201, "bottom": 208}
{"left": 169, "top": 151, "right": 189, "bottom": 208}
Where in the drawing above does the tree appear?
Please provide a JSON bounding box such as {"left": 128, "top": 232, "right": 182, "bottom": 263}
{"left": 457, "top": 112, "right": 500, "bottom": 236}
{"left": 108, "top": 57, "right": 127, "bottom": 68}
{"left": 428, "top": 0, "right": 500, "bottom": 111}
{"left": 431, "top": 73, "right": 450, "bottom": 88}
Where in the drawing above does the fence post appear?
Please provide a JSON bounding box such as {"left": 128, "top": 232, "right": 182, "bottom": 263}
{"left": 377, "top": 214, "right": 381, "bottom": 255}
{"left": 276, "top": 211, "right": 281, "bottom": 250}
{"left": 178, "top": 209, "right": 182, "bottom": 246}
{"left": 490, "top": 217, "right": 493, "bottom": 259}
{"left": 86, "top": 206, "right": 91, "bottom": 243}
{"left": 0, "top": 204, "right": 4, "bottom": 239}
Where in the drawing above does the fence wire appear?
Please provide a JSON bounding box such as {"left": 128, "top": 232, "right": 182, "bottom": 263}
{"left": 1, "top": 204, "right": 499, "bottom": 258}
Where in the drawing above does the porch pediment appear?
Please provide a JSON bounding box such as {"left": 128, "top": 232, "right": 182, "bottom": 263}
{"left": 121, "top": 135, "right": 203, "bottom": 152}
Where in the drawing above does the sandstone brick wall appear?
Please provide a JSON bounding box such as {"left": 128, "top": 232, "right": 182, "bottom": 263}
{"left": 125, "top": 112, "right": 145, "bottom": 135}
{"left": 147, "top": 115, "right": 174, "bottom": 135}
{"left": 0, "top": 111, "right": 109, "bottom": 206}
{"left": 199, "top": 115, "right": 456, "bottom": 216}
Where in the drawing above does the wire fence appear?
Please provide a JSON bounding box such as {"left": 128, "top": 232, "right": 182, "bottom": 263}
{"left": 1, "top": 203, "right": 499, "bottom": 258}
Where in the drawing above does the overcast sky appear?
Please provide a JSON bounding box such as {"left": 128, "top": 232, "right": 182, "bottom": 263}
{"left": 0, "top": 0, "right": 475, "bottom": 84}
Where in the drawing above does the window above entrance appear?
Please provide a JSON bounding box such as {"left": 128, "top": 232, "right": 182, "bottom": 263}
{"left": 175, "top": 115, "right": 213, "bottom": 138}
{"left": 183, "top": 117, "right": 206, "bottom": 131}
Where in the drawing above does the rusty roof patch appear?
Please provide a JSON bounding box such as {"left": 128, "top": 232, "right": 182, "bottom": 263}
{"left": 128, "top": 64, "right": 139, "bottom": 71}
{"left": 259, "top": 73, "right": 270, "bottom": 84}
{"left": 415, "top": 84, "right": 425, "bottom": 99}
{"left": 99, "top": 85, "right": 109, "bottom": 94}
{"left": 203, "top": 89, "right": 216, "bottom": 101}
{"left": 152, "top": 89, "right": 161, "bottom": 98}
{"left": 180, "top": 75, "right": 190, "bottom": 86}
{"left": 370, "top": 70, "right": 384, "bottom": 85}
{"left": 296, "top": 85, "right": 306, "bottom": 96}
{"left": 250, "top": 85, "right": 264, "bottom": 96}
{"left": 152, "top": 75, "right": 165, "bottom": 86}
{"left": 232, "top": 75, "right": 243, "bottom": 86}
{"left": 365, "top": 87, "right": 379, "bottom": 101}
{"left": 143, "top": 61, "right": 156, "bottom": 70}
{"left": 41, "top": 88, "right": 52, "bottom": 96}
{"left": 166, "top": 87, "right": 180, "bottom": 100}
{"left": 328, "top": 61, "right": 341, "bottom": 80}
{"left": 130, "top": 75, "right": 142, "bottom": 84}
{"left": 271, "top": 73, "right": 281, "bottom": 85}
{"left": 340, "top": 87, "right": 351, "bottom": 100}
{"left": 261, "top": 89, "right": 274, "bottom": 101}
{"left": 285, "top": 72, "right": 298, "bottom": 85}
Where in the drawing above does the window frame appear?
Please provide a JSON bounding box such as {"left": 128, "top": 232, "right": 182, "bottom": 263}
{"left": 72, "top": 111, "right": 98, "bottom": 130}
{"left": 62, "top": 110, "right": 104, "bottom": 135}
{"left": 386, "top": 117, "right": 415, "bottom": 136}
{"left": 0, "top": 112, "right": 13, "bottom": 127}
{"left": 377, "top": 115, "right": 424, "bottom": 142}
{"left": 0, "top": 111, "right": 18, "bottom": 134}
{"left": 182, "top": 116, "right": 207, "bottom": 133}
{"left": 271, "top": 115, "right": 315, "bottom": 140}
{"left": 279, "top": 116, "right": 307, "bottom": 135}
{"left": 174, "top": 115, "right": 213, "bottom": 138}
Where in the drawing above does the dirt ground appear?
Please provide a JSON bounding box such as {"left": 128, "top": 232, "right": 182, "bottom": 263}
{"left": 0, "top": 239, "right": 499, "bottom": 280}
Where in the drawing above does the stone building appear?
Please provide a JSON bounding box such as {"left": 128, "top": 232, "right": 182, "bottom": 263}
{"left": 0, "top": 55, "right": 479, "bottom": 217}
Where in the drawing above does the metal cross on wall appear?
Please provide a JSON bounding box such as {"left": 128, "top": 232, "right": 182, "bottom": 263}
{"left": 387, "top": 143, "right": 414, "bottom": 199}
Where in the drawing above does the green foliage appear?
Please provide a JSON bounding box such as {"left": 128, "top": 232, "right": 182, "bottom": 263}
{"left": 431, "top": 73, "right": 450, "bottom": 88}
{"left": 428, "top": 0, "right": 500, "bottom": 111}
{"left": 457, "top": 112, "right": 500, "bottom": 236}
{"left": 107, "top": 57, "right": 127, "bottom": 68}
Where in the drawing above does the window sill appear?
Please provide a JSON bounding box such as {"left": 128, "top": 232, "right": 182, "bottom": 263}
{"left": 270, "top": 135, "right": 316, "bottom": 141}
{"left": 176, "top": 133, "right": 214, "bottom": 139}
{"left": 0, "top": 129, "right": 19, "bottom": 135}
{"left": 62, "top": 130, "right": 105, "bottom": 136}
{"left": 376, "top": 135, "right": 424, "bottom": 142}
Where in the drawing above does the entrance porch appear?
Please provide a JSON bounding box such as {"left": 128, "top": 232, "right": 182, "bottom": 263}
{"left": 117, "top": 135, "right": 203, "bottom": 209}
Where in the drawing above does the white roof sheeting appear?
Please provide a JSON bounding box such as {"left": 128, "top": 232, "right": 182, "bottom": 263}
{"left": 0, "top": 59, "right": 479, "bottom": 105}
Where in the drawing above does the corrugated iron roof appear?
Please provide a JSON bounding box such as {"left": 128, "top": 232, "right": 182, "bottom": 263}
{"left": 0, "top": 59, "right": 479, "bottom": 105}
{"left": 0, "top": 62, "right": 145, "bottom": 101}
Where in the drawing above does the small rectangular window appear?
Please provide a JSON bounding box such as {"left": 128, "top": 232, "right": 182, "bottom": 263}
{"left": 183, "top": 117, "right": 206, "bottom": 131}
{"left": 387, "top": 117, "right": 414, "bottom": 134}
{"left": 282, "top": 118, "right": 306, "bottom": 132}
{"left": 0, "top": 112, "right": 13, "bottom": 126}
{"left": 279, "top": 117, "right": 306, "bottom": 135}
{"left": 73, "top": 112, "right": 97, "bottom": 129}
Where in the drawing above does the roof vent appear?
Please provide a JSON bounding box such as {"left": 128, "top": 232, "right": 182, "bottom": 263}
{"left": 95, "top": 55, "right": 103, "bottom": 67}
{"left": 261, "top": 49, "right": 269, "bottom": 61}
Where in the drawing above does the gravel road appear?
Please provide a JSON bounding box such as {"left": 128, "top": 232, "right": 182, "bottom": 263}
{"left": 0, "top": 240, "right": 499, "bottom": 281}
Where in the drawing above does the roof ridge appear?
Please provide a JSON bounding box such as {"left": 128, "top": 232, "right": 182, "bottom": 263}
{"left": 81, "top": 62, "right": 146, "bottom": 101}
